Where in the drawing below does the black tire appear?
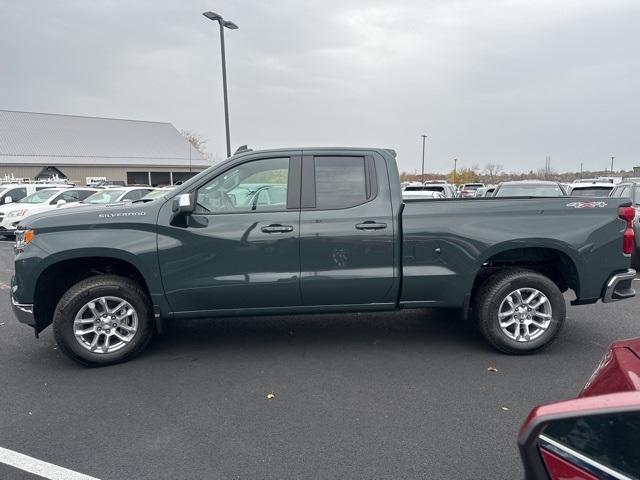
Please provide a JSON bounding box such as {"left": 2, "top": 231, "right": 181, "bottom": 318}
{"left": 53, "top": 275, "right": 155, "bottom": 366}
{"left": 473, "top": 268, "right": 566, "bottom": 355}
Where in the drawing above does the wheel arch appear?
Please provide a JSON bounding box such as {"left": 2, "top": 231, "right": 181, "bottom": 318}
{"left": 472, "top": 242, "right": 581, "bottom": 300}
{"left": 33, "top": 251, "right": 156, "bottom": 334}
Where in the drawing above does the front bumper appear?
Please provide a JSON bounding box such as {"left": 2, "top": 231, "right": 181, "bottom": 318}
{"left": 602, "top": 268, "right": 636, "bottom": 303}
{"left": 10, "top": 290, "right": 36, "bottom": 327}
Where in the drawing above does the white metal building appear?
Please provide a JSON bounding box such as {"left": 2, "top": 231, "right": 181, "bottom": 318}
{"left": 0, "top": 110, "right": 210, "bottom": 186}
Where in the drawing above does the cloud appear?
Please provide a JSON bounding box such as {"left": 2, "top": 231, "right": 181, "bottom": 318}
{"left": 1, "top": 0, "right": 638, "bottom": 173}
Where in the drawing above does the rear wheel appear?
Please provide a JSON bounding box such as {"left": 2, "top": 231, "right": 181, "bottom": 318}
{"left": 473, "top": 269, "right": 566, "bottom": 354}
{"left": 53, "top": 275, "right": 155, "bottom": 366}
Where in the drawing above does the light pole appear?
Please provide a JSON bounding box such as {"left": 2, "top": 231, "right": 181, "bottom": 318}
{"left": 203, "top": 11, "right": 238, "bottom": 158}
{"left": 420, "top": 135, "right": 427, "bottom": 183}
{"left": 611, "top": 156, "right": 615, "bottom": 175}
{"left": 580, "top": 162, "right": 583, "bottom": 179}
{"left": 453, "top": 158, "right": 458, "bottom": 185}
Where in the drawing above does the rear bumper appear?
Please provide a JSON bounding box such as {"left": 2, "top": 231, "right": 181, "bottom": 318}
{"left": 602, "top": 268, "right": 636, "bottom": 303}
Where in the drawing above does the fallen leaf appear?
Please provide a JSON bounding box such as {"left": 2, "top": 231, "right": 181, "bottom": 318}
{"left": 28, "top": 412, "right": 32, "bottom": 415}
{"left": 501, "top": 407, "right": 510, "bottom": 411}
{"left": 0, "top": 323, "right": 5, "bottom": 326}
{"left": 266, "top": 392, "right": 275, "bottom": 400}
{"left": 487, "top": 367, "right": 498, "bottom": 373}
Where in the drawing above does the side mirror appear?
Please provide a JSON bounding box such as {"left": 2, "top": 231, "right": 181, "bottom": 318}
{"left": 4, "top": 196, "right": 13, "bottom": 204}
{"left": 172, "top": 193, "right": 196, "bottom": 215}
{"left": 56, "top": 199, "right": 67, "bottom": 207}
{"left": 518, "top": 391, "right": 640, "bottom": 480}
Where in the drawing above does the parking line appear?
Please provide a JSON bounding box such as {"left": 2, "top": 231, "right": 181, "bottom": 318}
{"left": 0, "top": 447, "right": 101, "bottom": 480}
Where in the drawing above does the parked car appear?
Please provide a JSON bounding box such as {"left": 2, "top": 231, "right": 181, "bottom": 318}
{"left": 423, "top": 180, "right": 457, "bottom": 198}
{"left": 403, "top": 184, "right": 452, "bottom": 198}
{"left": 10, "top": 147, "right": 635, "bottom": 365}
{"left": 492, "top": 180, "right": 567, "bottom": 197}
{"left": 519, "top": 338, "right": 640, "bottom": 479}
{"left": 458, "top": 183, "right": 485, "bottom": 197}
{"left": 402, "top": 189, "right": 445, "bottom": 200}
{"left": 62, "top": 186, "right": 154, "bottom": 207}
{"left": 0, "top": 188, "right": 96, "bottom": 237}
{"left": 0, "top": 182, "right": 70, "bottom": 207}
{"left": 610, "top": 181, "right": 640, "bottom": 269}
{"left": 567, "top": 181, "right": 616, "bottom": 197}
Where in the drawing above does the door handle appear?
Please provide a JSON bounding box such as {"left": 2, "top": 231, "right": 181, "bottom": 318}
{"left": 261, "top": 224, "right": 294, "bottom": 234}
{"left": 355, "top": 221, "right": 387, "bottom": 230}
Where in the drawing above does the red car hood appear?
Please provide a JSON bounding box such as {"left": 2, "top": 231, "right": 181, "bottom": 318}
{"left": 579, "top": 338, "right": 640, "bottom": 397}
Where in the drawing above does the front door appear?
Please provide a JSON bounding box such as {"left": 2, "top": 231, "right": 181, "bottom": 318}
{"left": 157, "top": 154, "right": 302, "bottom": 314}
{"left": 299, "top": 151, "right": 396, "bottom": 306}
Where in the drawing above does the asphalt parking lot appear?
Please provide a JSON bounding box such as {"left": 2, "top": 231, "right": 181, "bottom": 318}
{"left": 0, "top": 238, "right": 638, "bottom": 480}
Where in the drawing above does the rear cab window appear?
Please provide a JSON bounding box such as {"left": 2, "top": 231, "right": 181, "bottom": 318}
{"left": 303, "top": 155, "right": 377, "bottom": 209}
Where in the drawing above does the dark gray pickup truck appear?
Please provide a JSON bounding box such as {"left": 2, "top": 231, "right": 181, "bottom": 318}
{"left": 10, "top": 148, "right": 636, "bottom": 365}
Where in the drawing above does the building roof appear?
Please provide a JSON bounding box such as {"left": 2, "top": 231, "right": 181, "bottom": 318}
{"left": 0, "top": 109, "right": 209, "bottom": 167}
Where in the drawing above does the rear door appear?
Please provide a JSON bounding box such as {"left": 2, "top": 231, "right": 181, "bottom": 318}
{"left": 299, "top": 150, "right": 396, "bottom": 306}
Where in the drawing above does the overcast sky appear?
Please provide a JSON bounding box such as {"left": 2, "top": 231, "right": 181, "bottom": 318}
{"left": 1, "top": 0, "right": 639, "bottom": 173}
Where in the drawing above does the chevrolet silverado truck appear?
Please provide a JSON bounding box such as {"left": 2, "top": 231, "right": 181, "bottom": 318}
{"left": 10, "top": 148, "right": 636, "bottom": 365}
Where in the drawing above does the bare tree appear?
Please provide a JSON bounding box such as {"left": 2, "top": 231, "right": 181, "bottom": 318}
{"left": 181, "top": 130, "right": 208, "bottom": 154}
{"left": 483, "top": 163, "right": 503, "bottom": 183}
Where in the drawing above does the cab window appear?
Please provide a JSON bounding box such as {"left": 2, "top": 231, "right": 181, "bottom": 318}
{"left": 314, "top": 156, "right": 367, "bottom": 209}
{"left": 195, "top": 157, "right": 289, "bottom": 214}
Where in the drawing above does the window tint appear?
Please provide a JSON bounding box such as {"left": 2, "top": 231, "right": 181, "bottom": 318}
{"left": 8, "top": 188, "right": 27, "bottom": 201}
{"left": 57, "top": 190, "right": 81, "bottom": 203}
{"left": 543, "top": 412, "right": 640, "bottom": 478}
{"left": 315, "top": 156, "right": 367, "bottom": 209}
{"left": 78, "top": 190, "right": 95, "bottom": 201}
{"left": 196, "top": 157, "right": 289, "bottom": 214}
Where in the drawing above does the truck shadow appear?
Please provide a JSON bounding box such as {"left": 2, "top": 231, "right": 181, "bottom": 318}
{"left": 146, "top": 309, "right": 490, "bottom": 358}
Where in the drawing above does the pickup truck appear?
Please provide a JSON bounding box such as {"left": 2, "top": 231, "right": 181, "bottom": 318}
{"left": 10, "top": 148, "right": 636, "bottom": 365}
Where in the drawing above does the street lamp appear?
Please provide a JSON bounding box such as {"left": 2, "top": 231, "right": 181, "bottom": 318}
{"left": 420, "top": 134, "right": 427, "bottom": 183}
{"left": 203, "top": 11, "right": 238, "bottom": 158}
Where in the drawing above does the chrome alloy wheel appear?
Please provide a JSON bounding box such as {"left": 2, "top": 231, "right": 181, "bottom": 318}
{"left": 73, "top": 296, "right": 138, "bottom": 353}
{"left": 497, "top": 288, "right": 552, "bottom": 342}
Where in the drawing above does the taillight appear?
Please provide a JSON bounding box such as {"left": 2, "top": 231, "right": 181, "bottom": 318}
{"left": 618, "top": 207, "right": 635, "bottom": 255}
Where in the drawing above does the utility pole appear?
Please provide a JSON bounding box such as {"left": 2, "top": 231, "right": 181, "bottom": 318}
{"left": 421, "top": 134, "right": 427, "bottom": 183}
{"left": 580, "top": 162, "right": 583, "bottom": 179}
{"left": 611, "top": 156, "right": 615, "bottom": 175}
{"left": 453, "top": 158, "right": 458, "bottom": 185}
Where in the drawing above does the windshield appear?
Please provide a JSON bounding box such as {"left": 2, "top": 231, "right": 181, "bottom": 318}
{"left": 570, "top": 187, "right": 614, "bottom": 197}
{"left": 83, "top": 189, "right": 125, "bottom": 204}
{"left": 494, "top": 184, "right": 565, "bottom": 197}
{"left": 19, "top": 190, "right": 60, "bottom": 204}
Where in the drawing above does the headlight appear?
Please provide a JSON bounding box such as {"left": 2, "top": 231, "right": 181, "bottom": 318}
{"left": 14, "top": 229, "right": 35, "bottom": 253}
{"left": 7, "top": 209, "right": 28, "bottom": 218}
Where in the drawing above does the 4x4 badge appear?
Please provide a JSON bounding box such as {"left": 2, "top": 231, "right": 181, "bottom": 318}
{"left": 566, "top": 201, "right": 607, "bottom": 208}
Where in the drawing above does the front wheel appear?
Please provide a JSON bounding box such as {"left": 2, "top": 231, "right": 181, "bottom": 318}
{"left": 53, "top": 275, "right": 155, "bottom": 366}
{"left": 473, "top": 269, "right": 566, "bottom": 354}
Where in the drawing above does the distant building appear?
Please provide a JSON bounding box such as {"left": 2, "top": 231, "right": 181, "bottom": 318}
{"left": 0, "top": 109, "right": 210, "bottom": 186}
{"left": 634, "top": 166, "right": 640, "bottom": 177}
